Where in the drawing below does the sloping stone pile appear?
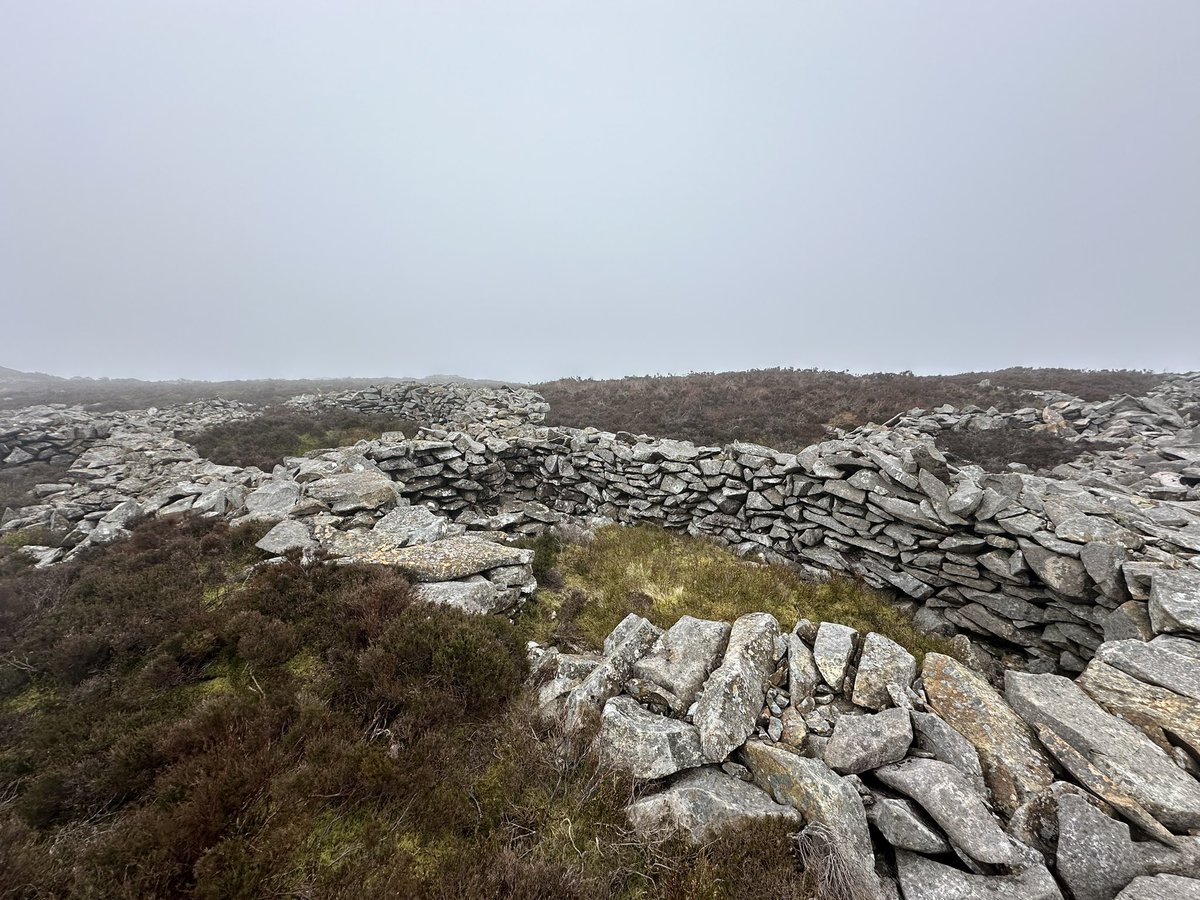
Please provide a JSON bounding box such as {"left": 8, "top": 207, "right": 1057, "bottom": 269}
{"left": 0, "top": 398, "right": 256, "bottom": 468}
{"left": 528, "top": 567, "right": 1200, "bottom": 899}
{"left": 285, "top": 380, "right": 549, "bottom": 430}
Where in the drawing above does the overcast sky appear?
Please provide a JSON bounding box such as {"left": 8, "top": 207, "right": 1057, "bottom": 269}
{"left": 2, "top": 3, "right": 1198, "bottom": 382}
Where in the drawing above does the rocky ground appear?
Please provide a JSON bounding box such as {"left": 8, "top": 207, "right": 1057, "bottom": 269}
{"left": 2, "top": 374, "right": 1200, "bottom": 898}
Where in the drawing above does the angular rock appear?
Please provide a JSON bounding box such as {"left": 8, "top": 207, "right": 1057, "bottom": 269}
{"left": 597, "top": 696, "right": 704, "bottom": 780}
{"left": 1116, "top": 875, "right": 1200, "bottom": 900}
{"left": 875, "top": 757, "right": 1015, "bottom": 865}
{"left": 631, "top": 615, "right": 731, "bottom": 713}
{"left": 306, "top": 471, "right": 398, "bottom": 514}
{"left": 851, "top": 632, "right": 917, "bottom": 711}
{"left": 1056, "top": 791, "right": 1200, "bottom": 900}
{"left": 1095, "top": 637, "right": 1200, "bottom": 702}
{"left": 824, "top": 708, "right": 912, "bottom": 774}
{"left": 372, "top": 504, "right": 450, "bottom": 546}
{"left": 812, "top": 622, "right": 858, "bottom": 690}
{"left": 1077, "top": 659, "right": 1200, "bottom": 763}
{"left": 895, "top": 847, "right": 1063, "bottom": 900}
{"left": 411, "top": 579, "right": 502, "bottom": 614}
{"left": 376, "top": 535, "right": 531, "bottom": 581}
{"left": 1149, "top": 570, "right": 1200, "bottom": 635}
{"left": 625, "top": 766, "right": 802, "bottom": 844}
{"left": 693, "top": 612, "right": 780, "bottom": 762}
{"left": 1022, "top": 542, "right": 1088, "bottom": 598}
{"left": 564, "top": 614, "right": 662, "bottom": 733}
{"left": 922, "top": 653, "right": 1053, "bottom": 816}
{"left": 866, "top": 797, "right": 950, "bottom": 854}
{"left": 740, "top": 741, "right": 882, "bottom": 900}
{"left": 1103, "top": 601, "right": 1155, "bottom": 642}
{"left": 254, "top": 519, "right": 316, "bottom": 555}
{"left": 243, "top": 480, "right": 302, "bottom": 522}
{"left": 787, "top": 633, "right": 820, "bottom": 699}
{"left": 910, "top": 711, "right": 988, "bottom": 797}
{"left": 1006, "top": 671, "right": 1200, "bottom": 833}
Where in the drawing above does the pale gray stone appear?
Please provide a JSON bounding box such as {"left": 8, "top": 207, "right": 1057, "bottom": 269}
{"left": 694, "top": 612, "right": 780, "bottom": 762}
{"left": 824, "top": 708, "right": 912, "bottom": 774}
{"left": 895, "top": 847, "right": 1063, "bottom": 900}
{"left": 1149, "top": 570, "right": 1200, "bottom": 635}
{"left": 866, "top": 797, "right": 950, "bottom": 854}
{"left": 1116, "top": 875, "right": 1200, "bottom": 900}
{"left": 597, "top": 696, "right": 704, "bottom": 780}
{"left": 631, "top": 615, "right": 731, "bottom": 713}
{"left": 851, "top": 632, "right": 916, "bottom": 710}
{"left": 910, "top": 711, "right": 988, "bottom": 797}
{"left": 254, "top": 519, "right": 315, "bottom": 555}
{"left": 787, "top": 633, "right": 820, "bottom": 699}
{"left": 812, "top": 622, "right": 858, "bottom": 690}
{"left": 411, "top": 579, "right": 501, "bottom": 614}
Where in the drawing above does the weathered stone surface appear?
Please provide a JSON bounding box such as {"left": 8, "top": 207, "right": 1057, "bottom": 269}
{"left": 1095, "top": 637, "right": 1200, "bottom": 702}
{"left": 1103, "top": 601, "right": 1156, "bottom": 642}
{"left": 1116, "top": 875, "right": 1200, "bottom": 900}
{"left": 255, "top": 519, "right": 315, "bottom": 555}
{"left": 895, "top": 847, "right": 1063, "bottom": 900}
{"left": 1077, "top": 659, "right": 1200, "bottom": 761}
{"left": 824, "top": 707, "right": 912, "bottom": 774}
{"left": 851, "top": 632, "right": 917, "bottom": 710}
{"left": 631, "top": 615, "right": 731, "bottom": 713}
{"left": 376, "top": 535, "right": 531, "bottom": 581}
{"left": 372, "top": 504, "right": 451, "bottom": 546}
{"left": 411, "top": 579, "right": 502, "bottom": 614}
{"left": 597, "top": 696, "right": 704, "bottom": 780}
{"left": 875, "top": 757, "right": 1016, "bottom": 865}
{"left": 625, "top": 766, "right": 801, "bottom": 844}
{"left": 740, "top": 741, "right": 882, "bottom": 900}
{"left": 306, "top": 471, "right": 399, "bottom": 513}
{"left": 564, "top": 614, "right": 663, "bottom": 733}
{"left": 1056, "top": 791, "right": 1200, "bottom": 900}
{"left": 244, "top": 480, "right": 302, "bottom": 521}
{"left": 1056, "top": 515, "right": 1143, "bottom": 549}
{"left": 922, "top": 653, "right": 1053, "bottom": 816}
{"left": 1022, "top": 542, "right": 1088, "bottom": 598}
{"left": 693, "top": 613, "right": 780, "bottom": 762}
{"left": 866, "top": 797, "right": 950, "bottom": 854}
{"left": 812, "top": 622, "right": 858, "bottom": 689}
{"left": 787, "top": 633, "right": 820, "bottom": 699}
{"left": 1006, "top": 671, "right": 1200, "bottom": 832}
{"left": 1149, "top": 570, "right": 1200, "bottom": 635}
{"left": 909, "top": 711, "right": 988, "bottom": 797}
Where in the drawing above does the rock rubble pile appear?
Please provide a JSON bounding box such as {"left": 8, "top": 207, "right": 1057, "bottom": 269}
{"left": 529, "top": 566, "right": 1200, "bottom": 899}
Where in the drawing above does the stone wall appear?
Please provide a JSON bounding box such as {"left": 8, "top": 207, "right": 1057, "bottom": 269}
{"left": 285, "top": 380, "right": 549, "bottom": 430}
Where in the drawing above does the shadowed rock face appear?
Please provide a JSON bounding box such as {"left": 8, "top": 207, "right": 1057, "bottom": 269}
{"left": 921, "top": 652, "right": 1054, "bottom": 816}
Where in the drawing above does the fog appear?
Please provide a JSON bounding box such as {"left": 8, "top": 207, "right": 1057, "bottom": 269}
{"left": 2, "top": 2, "right": 1198, "bottom": 381}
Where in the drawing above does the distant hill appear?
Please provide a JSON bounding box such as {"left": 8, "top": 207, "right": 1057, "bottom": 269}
{"left": 0, "top": 365, "right": 64, "bottom": 384}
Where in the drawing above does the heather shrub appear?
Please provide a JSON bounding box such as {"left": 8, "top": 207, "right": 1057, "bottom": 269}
{"left": 187, "top": 407, "right": 417, "bottom": 470}
{"left": 935, "top": 425, "right": 1117, "bottom": 473}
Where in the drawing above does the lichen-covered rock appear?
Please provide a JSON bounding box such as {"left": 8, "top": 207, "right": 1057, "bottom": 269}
{"left": 866, "top": 798, "right": 950, "bottom": 854}
{"left": 597, "top": 696, "right": 704, "bottom": 780}
{"left": 255, "top": 519, "right": 315, "bottom": 555}
{"left": 625, "top": 766, "right": 801, "bottom": 843}
{"left": 693, "top": 613, "right": 780, "bottom": 762}
{"left": 895, "top": 847, "right": 1063, "bottom": 900}
{"left": 1149, "top": 570, "right": 1200, "bottom": 635}
{"left": 812, "top": 622, "right": 858, "bottom": 690}
{"left": 851, "top": 632, "right": 916, "bottom": 710}
{"left": 824, "top": 707, "right": 912, "bottom": 774}
{"left": 631, "top": 615, "right": 731, "bottom": 714}
{"left": 922, "top": 653, "right": 1053, "bottom": 816}
{"left": 564, "top": 614, "right": 662, "bottom": 734}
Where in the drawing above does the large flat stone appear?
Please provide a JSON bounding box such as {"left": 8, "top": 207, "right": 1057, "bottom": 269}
{"left": 1006, "top": 671, "right": 1200, "bottom": 833}
{"left": 851, "top": 632, "right": 916, "bottom": 711}
{"left": 631, "top": 615, "right": 731, "bottom": 713}
{"left": 1077, "top": 659, "right": 1200, "bottom": 763}
{"left": 625, "top": 766, "right": 801, "bottom": 844}
{"left": 374, "top": 535, "right": 532, "bottom": 581}
{"left": 875, "top": 757, "right": 1015, "bottom": 865}
{"left": 1149, "top": 570, "right": 1200, "bottom": 635}
{"left": 740, "top": 741, "right": 882, "bottom": 900}
{"left": 895, "top": 847, "right": 1063, "bottom": 900}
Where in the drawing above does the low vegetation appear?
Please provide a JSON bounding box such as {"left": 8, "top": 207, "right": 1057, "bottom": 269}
{"left": 0, "top": 460, "right": 72, "bottom": 513}
{"left": 187, "top": 408, "right": 417, "bottom": 470}
{"left": 525, "top": 524, "right": 958, "bottom": 665}
{"left": 2, "top": 515, "right": 912, "bottom": 898}
{"left": 535, "top": 367, "right": 1162, "bottom": 450}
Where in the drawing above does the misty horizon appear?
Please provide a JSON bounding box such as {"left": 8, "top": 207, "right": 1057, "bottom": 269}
{"left": 3, "top": 3, "right": 1199, "bottom": 382}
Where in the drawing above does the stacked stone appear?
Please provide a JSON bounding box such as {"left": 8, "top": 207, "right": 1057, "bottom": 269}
{"left": 532, "top": 568, "right": 1200, "bottom": 899}
{"left": 285, "top": 380, "right": 549, "bottom": 429}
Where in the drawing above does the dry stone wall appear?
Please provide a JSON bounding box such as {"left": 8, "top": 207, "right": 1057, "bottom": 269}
{"left": 285, "top": 380, "right": 549, "bottom": 430}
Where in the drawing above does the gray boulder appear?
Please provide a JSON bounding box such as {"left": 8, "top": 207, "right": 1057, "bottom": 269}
{"left": 910, "top": 711, "right": 988, "bottom": 797}
{"left": 922, "top": 653, "right": 1053, "bottom": 816}
{"left": 1056, "top": 791, "right": 1200, "bottom": 900}
{"left": 631, "top": 615, "right": 731, "bottom": 714}
{"left": 812, "top": 622, "right": 858, "bottom": 690}
{"left": 875, "top": 758, "right": 1015, "bottom": 865}
{"left": 411, "top": 579, "right": 502, "bottom": 615}
{"left": 787, "top": 633, "right": 820, "bottom": 699}
{"left": 1096, "top": 638, "right": 1200, "bottom": 701}
{"left": 372, "top": 505, "right": 451, "bottom": 546}
{"left": 597, "top": 696, "right": 704, "bottom": 780}
{"left": 306, "top": 471, "right": 399, "bottom": 514}
{"left": 824, "top": 708, "right": 912, "bottom": 774}
{"left": 564, "top": 614, "right": 662, "bottom": 733}
{"left": 851, "top": 632, "right": 917, "bottom": 710}
{"left": 866, "top": 797, "right": 950, "bottom": 854}
{"left": 1149, "top": 570, "right": 1200, "bottom": 635}
{"left": 254, "top": 519, "right": 315, "bottom": 555}
{"left": 243, "top": 480, "right": 301, "bottom": 522}
{"left": 693, "top": 613, "right": 780, "bottom": 762}
{"left": 895, "top": 847, "right": 1063, "bottom": 900}
{"left": 740, "top": 741, "right": 882, "bottom": 900}
{"left": 625, "top": 766, "right": 801, "bottom": 844}
{"left": 1006, "top": 671, "right": 1200, "bottom": 833}
{"left": 1116, "top": 875, "right": 1200, "bottom": 900}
